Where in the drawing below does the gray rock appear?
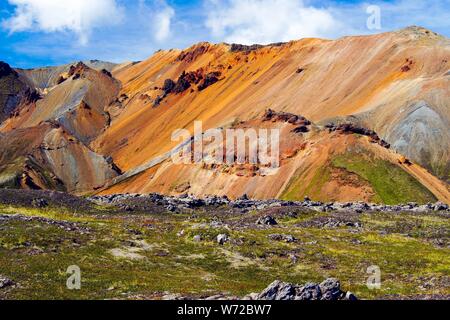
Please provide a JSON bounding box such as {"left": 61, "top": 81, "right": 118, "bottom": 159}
{"left": 344, "top": 291, "right": 358, "bottom": 301}
{"left": 257, "top": 216, "right": 278, "bottom": 226}
{"left": 166, "top": 205, "right": 176, "bottom": 212}
{"left": 257, "top": 280, "right": 296, "bottom": 300}
{"left": 319, "top": 278, "right": 343, "bottom": 300}
{"left": 296, "top": 283, "right": 321, "bottom": 300}
{"left": 268, "top": 234, "right": 297, "bottom": 243}
{"left": 217, "top": 234, "right": 229, "bottom": 245}
{"left": 32, "top": 198, "right": 48, "bottom": 208}
{"left": 255, "top": 278, "right": 355, "bottom": 301}
{"left": 434, "top": 202, "right": 448, "bottom": 211}
{"left": 193, "top": 235, "right": 202, "bottom": 242}
{"left": 0, "top": 276, "right": 14, "bottom": 289}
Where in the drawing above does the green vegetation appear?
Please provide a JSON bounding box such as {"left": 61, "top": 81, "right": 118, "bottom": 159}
{"left": 332, "top": 153, "right": 436, "bottom": 204}
{"left": 0, "top": 202, "right": 448, "bottom": 300}
{"left": 281, "top": 151, "right": 437, "bottom": 205}
{"left": 281, "top": 165, "right": 332, "bottom": 202}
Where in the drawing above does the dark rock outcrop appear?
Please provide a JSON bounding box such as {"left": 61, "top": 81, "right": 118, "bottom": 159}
{"left": 198, "top": 72, "right": 221, "bottom": 91}
{"left": 326, "top": 123, "right": 390, "bottom": 149}
{"left": 0, "top": 61, "right": 17, "bottom": 78}
{"left": 230, "top": 42, "right": 285, "bottom": 53}
{"left": 0, "top": 275, "right": 14, "bottom": 289}
{"left": 254, "top": 278, "right": 357, "bottom": 301}
{"left": 177, "top": 45, "right": 208, "bottom": 63}
{"left": 257, "top": 216, "right": 278, "bottom": 226}
{"left": 263, "top": 109, "right": 311, "bottom": 126}
{"left": 230, "top": 44, "right": 264, "bottom": 52}
{"left": 101, "top": 69, "right": 113, "bottom": 77}
{"left": 162, "top": 79, "right": 176, "bottom": 94}
{"left": 21, "top": 88, "right": 41, "bottom": 104}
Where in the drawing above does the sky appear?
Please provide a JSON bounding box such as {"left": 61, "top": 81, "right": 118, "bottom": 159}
{"left": 0, "top": 0, "right": 449, "bottom": 68}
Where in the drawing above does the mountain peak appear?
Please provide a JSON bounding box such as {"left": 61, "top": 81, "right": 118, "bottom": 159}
{"left": 397, "top": 25, "right": 444, "bottom": 39}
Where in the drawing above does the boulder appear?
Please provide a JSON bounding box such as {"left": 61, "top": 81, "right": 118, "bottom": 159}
{"left": 198, "top": 72, "right": 221, "bottom": 91}
{"left": 255, "top": 278, "right": 356, "bottom": 301}
{"left": 0, "top": 276, "right": 14, "bottom": 289}
{"left": 217, "top": 234, "right": 229, "bottom": 245}
{"left": 32, "top": 198, "right": 49, "bottom": 208}
{"left": 319, "top": 278, "right": 343, "bottom": 300}
{"left": 162, "top": 79, "right": 176, "bottom": 94}
{"left": 257, "top": 216, "right": 278, "bottom": 226}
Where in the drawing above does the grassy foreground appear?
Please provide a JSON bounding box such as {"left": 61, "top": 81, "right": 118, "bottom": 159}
{"left": 0, "top": 196, "right": 448, "bottom": 300}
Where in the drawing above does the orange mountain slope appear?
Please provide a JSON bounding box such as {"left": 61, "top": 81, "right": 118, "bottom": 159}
{"left": 94, "top": 27, "right": 449, "bottom": 184}
{"left": 0, "top": 26, "right": 448, "bottom": 203}
{"left": 100, "top": 110, "right": 449, "bottom": 204}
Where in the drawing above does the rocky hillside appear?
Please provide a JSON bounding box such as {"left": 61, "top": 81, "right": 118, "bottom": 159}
{"left": 0, "top": 189, "right": 448, "bottom": 300}
{"left": 0, "top": 26, "right": 449, "bottom": 203}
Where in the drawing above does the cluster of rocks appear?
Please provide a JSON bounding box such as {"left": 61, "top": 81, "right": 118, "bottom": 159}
{"left": 197, "top": 72, "right": 221, "bottom": 91}
{"left": 0, "top": 214, "right": 90, "bottom": 233}
{"left": 229, "top": 42, "right": 285, "bottom": 53}
{"left": 0, "top": 275, "right": 14, "bottom": 289}
{"left": 89, "top": 193, "right": 449, "bottom": 214}
{"left": 0, "top": 61, "right": 17, "bottom": 78}
{"left": 262, "top": 109, "right": 312, "bottom": 134}
{"left": 20, "top": 88, "right": 41, "bottom": 104}
{"left": 31, "top": 198, "right": 49, "bottom": 208}
{"left": 326, "top": 123, "right": 391, "bottom": 149}
{"left": 154, "top": 70, "right": 222, "bottom": 107}
{"left": 230, "top": 43, "right": 265, "bottom": 52}
{"left": 250, "top": 278, "right": 357, "bottom": 301}
{"left": 176, "top": 45, "right": 208, "bottom": 63}
{"left": 257, "top": 216, "right": 278, "bottom": 225}
{"left": 161, "top": 278, "right": 357, "bottom": 300}
{"left": 67, "top": 61, "right": 88, "bottom": 80}
{"left": 263, "top": 109, "right": 311, "bottom": 126}
{"left": 268, "top": 234, "right": 297, "bottom": 243}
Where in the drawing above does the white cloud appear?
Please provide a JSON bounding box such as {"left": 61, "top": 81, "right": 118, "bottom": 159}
{"left": 153, "top": 2, "right": 175, "bottom": 41}
{"left": 205, "top": 0, "right": 342, "bottom": 44}
{"left": 2, "top": 0, "right": 124, "bottom": 45}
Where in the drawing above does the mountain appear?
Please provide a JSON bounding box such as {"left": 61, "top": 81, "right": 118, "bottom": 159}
{"left": 0, "top": 26, "right": 449, "bottom": 203}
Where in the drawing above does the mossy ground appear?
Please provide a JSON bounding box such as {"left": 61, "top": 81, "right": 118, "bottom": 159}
{"left": 281, "top": 152, "right": 437, "bottom": 205}
{"left": 332, "top": 153, "right": 437, "bottom": 204}
{"left": 0, "top": 200, "right": 448, "bottom": 300}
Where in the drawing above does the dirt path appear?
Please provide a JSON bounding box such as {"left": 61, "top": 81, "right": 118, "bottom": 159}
{"left": 403, "top": 164, "right": 450, "bottom": 204}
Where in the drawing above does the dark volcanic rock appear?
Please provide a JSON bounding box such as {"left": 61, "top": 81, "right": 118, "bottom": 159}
{"left": 326, "top": 123, "right": 390, "bottom": 149}
{"left": 173, "top": 71, "right": 195, "bottom": 93}
{"left": 0, "top": 276, "right": 14, "bottom": 289}
{"left": 177, "top": 45, "right": 208, "bottom": 63}
{"left": 257, "top": 216, "right": 278, "bottom": 226}
{"left": 319, "top": 278, "right": 342, "bottom": 300}
{"left": 153, "top": 95, "right": 165, "bottom": 108}
{"left": 21, "top": 88, "right": 42, "bottom": 104}
{"left": 255, "top": 278, "right": 356, "bottom": 301}
{"left": 292, "top": 125, "right": 310, "bottom": 133}
{"left": 198, "top": 72, "right": 221, "bottom": 91}
{"left": 0, "top": 61, "right": 17, "bottom": 78}
{"left": 268, "top": 234, "right": 297, "bottom": 243}
{"left": 231, "top": 44, "right": 264, "bottom": 52}
{"left": 101, "top": 69, "right": 113, "bottom": 77}
{"left": 263, "top": 109, "right": 311, "bottom": 126}
{"left": 32, "top": 198, "right": 49, "bottom": 208}
{"left": 162, "top": 79, "right": 176, "bottom": 94}
{"left": 230, "top": 42, "right": 285, "bottom": 53}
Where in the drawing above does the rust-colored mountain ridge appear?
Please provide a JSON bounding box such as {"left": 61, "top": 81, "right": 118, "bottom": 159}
{"left": 0, "top": 26, "right": 449, "bottom": 204}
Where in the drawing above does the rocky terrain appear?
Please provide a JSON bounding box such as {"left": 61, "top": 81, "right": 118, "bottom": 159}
{"left": 90, "top": 193, "right": 449, "bottom": 214}
{"left": 0, "top": 189, "right": 448, "bottom": 300}
{"left": 0, "top": 27, "right": 449, "bottom": 301}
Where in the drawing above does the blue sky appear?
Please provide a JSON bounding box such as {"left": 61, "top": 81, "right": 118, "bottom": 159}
{"left": 1, "top": 0, "right": 449, "bottom": 69}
